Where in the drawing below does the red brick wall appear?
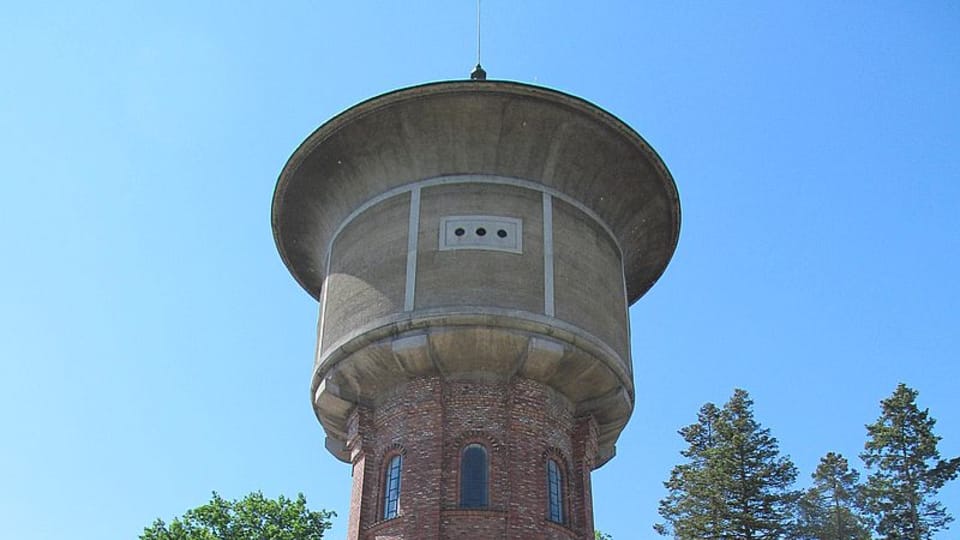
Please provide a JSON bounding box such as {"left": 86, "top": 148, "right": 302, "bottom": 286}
{"left": 344, "top": 376, "right": 598, "bottom": 540}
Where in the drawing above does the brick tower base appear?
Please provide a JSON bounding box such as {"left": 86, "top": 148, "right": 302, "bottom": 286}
{"left": 345, "top": 376, "right": 599, "bottom": 540}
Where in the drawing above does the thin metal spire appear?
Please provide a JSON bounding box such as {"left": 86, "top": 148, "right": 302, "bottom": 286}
{"left": 477, "top": 0, "right": 482, "bottom": 65}
{"left": 470, "top": 0, "right": 486, "bottom": 80}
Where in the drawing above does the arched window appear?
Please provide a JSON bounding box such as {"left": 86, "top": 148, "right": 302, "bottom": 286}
{"left": 460, "top": 444, "right": 488, "bottom": 508}
{"left": 382, "top": 454, "right": 402, "bottom": 520}
{"left": 547, "top": 458, "right": 564, "bottom": 524}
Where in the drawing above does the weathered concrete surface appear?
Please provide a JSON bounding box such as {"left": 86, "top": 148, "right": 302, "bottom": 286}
{"left": 552, "top": 197, "right": 629, "bottom": 359}
{"left": 273, "top": 80, "right": 679, "bottom": 304}
{"left": 323, "top": 193, "right": 410, "bottom": 352}
{"left": 416, "top": 183, "right": 544, "bottom": 314}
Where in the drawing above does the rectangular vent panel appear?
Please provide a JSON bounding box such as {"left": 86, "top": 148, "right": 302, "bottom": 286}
{"left": 439, "top": 216, "right": 522, "bottom": 254}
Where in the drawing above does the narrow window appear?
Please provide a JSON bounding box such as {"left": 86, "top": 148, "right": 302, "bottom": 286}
{"left": 460, "top": 444, "right": 488, "bottom": 508}
{"left": 383, "top": 454, "right": 402, "bottom": 519}
{"left": 547, "top": 459, "right": 564, "bottom": 524}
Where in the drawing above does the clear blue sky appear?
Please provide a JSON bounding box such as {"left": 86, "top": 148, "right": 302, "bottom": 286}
{"left": 2, "top": 2, "right": 958, "bottom": 538}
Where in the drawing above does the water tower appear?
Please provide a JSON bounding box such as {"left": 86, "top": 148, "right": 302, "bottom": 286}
{"left": 272, "top": 79, "right": 679, "bottom": 539}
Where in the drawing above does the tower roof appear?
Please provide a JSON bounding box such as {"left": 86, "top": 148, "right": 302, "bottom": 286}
{"left": 273, "top": 80, "right": 680, "bottom": 304}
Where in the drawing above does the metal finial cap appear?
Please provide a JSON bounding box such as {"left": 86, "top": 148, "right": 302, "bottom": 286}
{"left": 470, "top": 64, "right": 487, "bottom": 80}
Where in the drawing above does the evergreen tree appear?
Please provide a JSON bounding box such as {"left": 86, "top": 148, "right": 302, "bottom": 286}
{"left": 656, "top": 389, "right": 799, "bottom": 539}
{"left": 655, "top": 403, "right": 728, "bottom": 539}
{"left": 719, "top": 389, "right": 800, "bottom": 538}
{"left": 860, "top": 383, "right": 960, "bottom": 540}
{"left": 796, "top": 452, "right": 871, "bottom": 540}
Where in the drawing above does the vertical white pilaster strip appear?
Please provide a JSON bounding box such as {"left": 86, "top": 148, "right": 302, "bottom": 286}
{"left": 621, "top": 265, "right": 632, "bottom": 374}
{"left": 543, "top": 192, "right": 555, "bottom": 317}
{"left": 316, "top": 253, "right": 332, "bottom": 362}
{"left": 404, "top": 187, "right": 421, "bottom": 311}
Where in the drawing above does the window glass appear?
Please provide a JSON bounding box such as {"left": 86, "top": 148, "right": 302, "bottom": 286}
{"left": 460, "top": 444, "right": 488, "bottom": 508}
{"left": 383, "top": 454, "right": 402, "bottom": 519}
{"left": 547, "top": 459, "right": 564, "bottom": 523}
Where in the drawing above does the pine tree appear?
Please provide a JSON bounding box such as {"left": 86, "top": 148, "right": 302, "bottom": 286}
{"left": 719, "top": 389, "right": 799, "bottom": 539}
{"left": 656, "top": 389, "right": 799, "bottom": 539}
{"left": 860, "top": 383, "right": 960, "bottom": 540}
{"left": 655, "top": 403, "right": 728, "bottom": 539}
{"left": 796, "top": 452, "right": 871, "bottom": 540}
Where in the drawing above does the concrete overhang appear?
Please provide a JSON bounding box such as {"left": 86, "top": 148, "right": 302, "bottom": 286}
{"left": 272, "top": 80, "right": 680, "bottom": 304}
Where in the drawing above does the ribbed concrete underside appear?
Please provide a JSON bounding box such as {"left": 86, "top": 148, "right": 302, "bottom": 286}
{"left": 314, "top": 310, "right": 630, "bottom": 467}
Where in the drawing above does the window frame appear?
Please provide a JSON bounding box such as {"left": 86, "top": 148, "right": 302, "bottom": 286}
{"left": 546, "top": 457, "right": 565, "bottom": 524}
{"left": 459, "top": 443, "right": 489, "bottom": 508}
{"left": 381, "top": 452, "right": 403, "bottom": 520}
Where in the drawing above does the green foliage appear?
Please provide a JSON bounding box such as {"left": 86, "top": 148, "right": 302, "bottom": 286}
{"left": 595, "top": 531, "right": 614, "bottom": 540}
{"left": 860, "top": 383, "right": 960, "bottom": 540}
{"left": 655, "top": 403, "right": 727, "bottom": 539}
{"left": 655, "top": 389, "right": 799, "bottom": 539}
{"left": 140, "top": 491, "right": 335, "bottom": 540}
{"left": 796, "top": 452, "right": 871, "bottom": 540}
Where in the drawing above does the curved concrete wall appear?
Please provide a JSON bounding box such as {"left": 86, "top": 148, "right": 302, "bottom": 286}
{"left": 552, "top": 199, "right": 629, "bottom": 364}
{"left": 323, "top": 193, "right": 411, "bottom": 352}
{"left": 415, "top": 183, "right": 544, "bottom": 314}
{"left": 318, "top": 177, "right": 628, "bottom": 366}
